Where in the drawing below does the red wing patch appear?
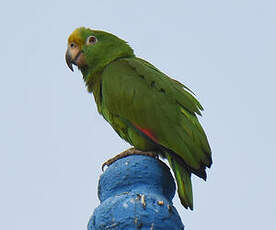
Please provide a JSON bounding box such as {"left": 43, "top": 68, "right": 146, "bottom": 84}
{"left": 134, "top": 124, "right": 159, "bottom": 144}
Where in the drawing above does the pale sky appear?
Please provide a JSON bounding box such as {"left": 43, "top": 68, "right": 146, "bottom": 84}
{"left": 1, "top": 0, "right": 275, "bottom": 229}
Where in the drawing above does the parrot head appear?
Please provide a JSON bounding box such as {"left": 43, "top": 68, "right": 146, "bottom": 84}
{"left": 65, "top": 27, "right": 134, "bottom": 74}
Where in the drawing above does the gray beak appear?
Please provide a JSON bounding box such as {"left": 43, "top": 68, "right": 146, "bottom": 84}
{"left": 65, "top": 49, "right": 74, "bottom": 72}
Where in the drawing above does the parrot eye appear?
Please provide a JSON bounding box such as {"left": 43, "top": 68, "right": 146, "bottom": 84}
{"left": 86, "top": 36, "right": 97, "bottom": 45}
{"left": 69, "top": 42, "right": 76, "bottom": 48}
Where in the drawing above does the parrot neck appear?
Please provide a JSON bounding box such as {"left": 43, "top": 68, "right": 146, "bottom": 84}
{"left": 81, "top": 41, "right": 134, "bottom": 83}
{"left": 80, "top": 67, "right": 99, "bottom": 93}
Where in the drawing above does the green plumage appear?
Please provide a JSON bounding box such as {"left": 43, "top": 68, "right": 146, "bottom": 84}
{"left": 66, "top": 27, "right": 212, "bottom": 210}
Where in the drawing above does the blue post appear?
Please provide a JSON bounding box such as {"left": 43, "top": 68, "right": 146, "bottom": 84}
{"left": 88, "top": 155, "right": 184, "bottom": 230}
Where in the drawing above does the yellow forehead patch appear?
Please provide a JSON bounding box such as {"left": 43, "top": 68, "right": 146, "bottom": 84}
{"left": 68, "top": 28, "right": 83, "bottom": 46}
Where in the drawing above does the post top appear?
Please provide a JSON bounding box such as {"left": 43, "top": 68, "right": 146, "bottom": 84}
{"left": 98, "top": 155, "right": 176, "bottom": 202}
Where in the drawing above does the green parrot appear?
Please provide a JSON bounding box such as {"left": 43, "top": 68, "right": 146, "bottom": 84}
{"left": 65, "top": 27, "right": 212, "bottom": 210}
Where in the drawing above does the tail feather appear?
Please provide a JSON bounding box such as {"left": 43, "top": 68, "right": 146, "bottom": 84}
{"left": 166, "top": 152, "right": 193, "bottom": 210}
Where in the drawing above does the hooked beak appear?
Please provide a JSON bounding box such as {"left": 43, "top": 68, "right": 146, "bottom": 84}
{"left": 65, "top": 46, "right": 86, "bottom": 72}
{"left": 65, "top": 49, "right": 74, "bottom": 71}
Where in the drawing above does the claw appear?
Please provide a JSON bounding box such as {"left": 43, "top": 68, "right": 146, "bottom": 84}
{"left": 101, "top": 148, "right": 158, "bottom": 172}
{"left": 101, "top": 162, "right": 108, "bottom": 172}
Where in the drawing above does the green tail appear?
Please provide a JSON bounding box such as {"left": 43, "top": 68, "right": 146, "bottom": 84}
{"left": 166, "top": 153, "right": 193, "bottom": 210}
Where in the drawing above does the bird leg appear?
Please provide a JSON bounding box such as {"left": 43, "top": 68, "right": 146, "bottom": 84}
{"left": 102, "top": 148, "right": 159, "bottom": 171}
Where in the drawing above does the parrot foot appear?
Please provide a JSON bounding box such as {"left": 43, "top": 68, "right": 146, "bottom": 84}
{"left": 102, "top": 148, "right": 159, "bottom": 171}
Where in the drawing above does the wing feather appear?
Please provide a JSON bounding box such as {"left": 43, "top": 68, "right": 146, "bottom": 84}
{"left": 101, "top": 57, "right": 212, "bottom": 173}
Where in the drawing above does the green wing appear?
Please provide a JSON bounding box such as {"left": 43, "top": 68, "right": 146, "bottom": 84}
{"left": 99, "top": 57, "right": 212, "bottom": 209}
{"left": 101, "top": 57, "right": 211, "bottom": 169}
